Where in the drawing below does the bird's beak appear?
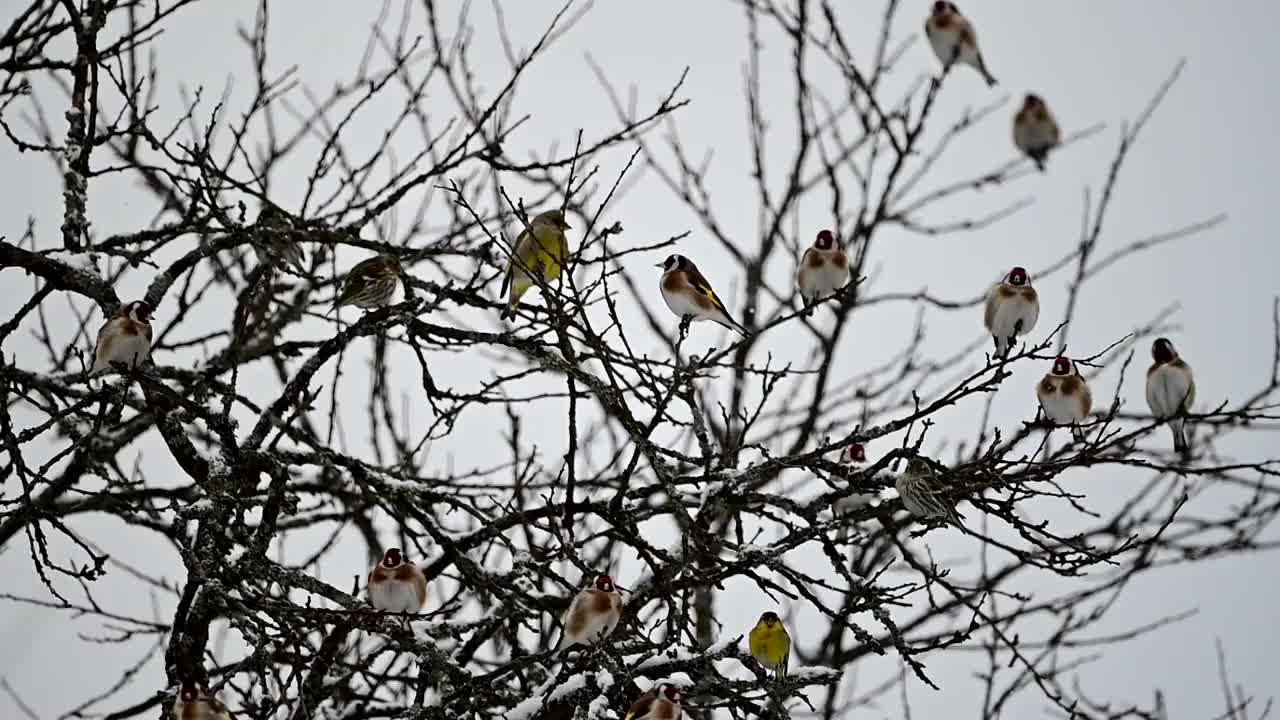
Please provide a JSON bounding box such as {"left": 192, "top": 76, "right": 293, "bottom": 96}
{"left": 653, "top": 262, "right": 665, "bottom": 268}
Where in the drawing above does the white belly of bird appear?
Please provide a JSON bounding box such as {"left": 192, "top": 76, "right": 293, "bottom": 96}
{"left": 991, "top": 298, "right": 1038, "bottom": 356}
{"left": 96, "top": 333, "right": 151, "bottom": 370}
{"left": 1015, "top": 122, "right": 1056, "bottom": 151}
{"left": 1147, "top": 366, "right": 1191, "bottom": 419}
{"left": 800, "top": 264, "right": 850, "bottom": 302}
{"left": 1040, "top": 392, "right": 1083, "bottom": 425}
{"left": 562, "top": 607, "right": 619, "bottom": 647}
{"left": 661, "top": 285, "right": 716, "bottom": 323}
{"left": 369, "top": 578, "right": 420, "bottom": 613}
{"left": 929, "top": 28, "right": 977, "bottom": 68}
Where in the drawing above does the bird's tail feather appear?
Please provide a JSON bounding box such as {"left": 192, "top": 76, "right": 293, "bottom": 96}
{"left": 1171, "top": 419, "right": 1187, "bottom": 454}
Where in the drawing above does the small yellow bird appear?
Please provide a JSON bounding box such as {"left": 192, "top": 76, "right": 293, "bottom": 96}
{"left": 499, "top": 208, "right": 571, "bottom": 319}
{"left": 748, "top": 611, "right": 791, "bottom": 680}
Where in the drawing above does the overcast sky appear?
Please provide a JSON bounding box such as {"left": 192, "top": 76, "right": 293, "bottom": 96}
{"left": 2, "top": 2, "right": 1278, "bottom": 718}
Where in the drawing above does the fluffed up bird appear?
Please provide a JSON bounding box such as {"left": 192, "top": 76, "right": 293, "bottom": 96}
{"left": 657, "top": 254, "right": 748, "bottom": 336}
{"left": 623, "top": 684, "right": 684, "bottom": 720}
{"left": 833, "top": 443, "right": 877, "bottom": 539}
{"left": 558, "top": 574, "right": 623, "bottom": 650}
{"left": 925, "top": 1, "right": 996, "bottom": 86}
{"left": 1146, "top": 337, "right": 1196, "bottom": 455}
{"left": 367, "top": 547, "right": 427, "bottom": 613}
{"left": 748, "top": 611, "right": 791, "bottom": 680}
{"left": 172, "top": 681, "right": 232, "bottom": 720}
{"left": 334, "top": 253, "right": 402, "bottom": 310}
{"left": 1013, "top": 94, "right": 1061, "bottom": 172}
{"left": 1037, "top": 356, "right": 1093, "bottom": 441}
{"left": 796, "top": 229, "right": 851, "bottom": 310}
{"left": 500, "top": 208, "right": 571, "bottom": 320}
{"left": 983, "top": 266, "right": 1040, "bottom": 359}
{"left": 92, "top": 300, "right": 154, "bottom": 372}
{"left": 252, "top": 204, "right": 306, "bottom": 273}
{"left": 896, "top": 456, "right": 963, "bottom": 525}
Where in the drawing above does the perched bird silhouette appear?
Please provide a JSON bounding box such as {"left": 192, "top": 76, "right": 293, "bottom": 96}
{"left": 925, "top": 1, "right": 997, "bottom": 86}
{"left": 500, "top": 209, "right": 572, "bottom": 320}
{"left": 656, "top": 253, "right": 748, "bottom": 336}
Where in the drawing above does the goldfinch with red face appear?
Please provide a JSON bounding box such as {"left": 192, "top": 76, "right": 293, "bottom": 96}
{"left": 1146, "top": 338, "right": 1196, "bottom": 454}
{"left": 92, "top": 300, "right": 154, "bottom": 372}
{"left": 1037, "top": 356, "right": 1093, "bottom": 441}
{"left": 796, "top": 229, "right": 851, "bottom": 310}
{"left": 558, "top": 574, "right": 624, "bottom": 650}
{"left": 623, "top": 684, "right": 684, "bottom": 720}
{"left": 172, "top": 682, "right": 232, "bottom": 720}
{"left": 367, "top": 547, "right": 427, "bottom": 613}
{"left": 833, "top": 443, "right": 876, "bottom": 539}
{"left": 1013, "top": 94, "right": 1061, "bottom": 172}
{"left": 925, "top": 1, "right": 996, "bottom": 86}
{"left": 335, "top": 254, "right": 402, "bottom": 309}
{"left": 896, "top": 457, "right": 962, "bottom": 525}
{"left": 657, "top": 254, "right": 748, "bottom": 336}
{"left": 983, "top": 266, "right": 1040, "bottom": 359}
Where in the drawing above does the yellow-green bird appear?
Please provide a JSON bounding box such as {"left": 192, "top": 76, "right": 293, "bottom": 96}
{"left": 499, "top": 208, "right": 571, "bottom": 319}
{"left": 748, "top": 611, "right": 791, "bottom": 680}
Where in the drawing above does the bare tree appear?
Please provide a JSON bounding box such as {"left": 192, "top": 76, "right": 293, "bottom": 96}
{"left": 1, "top": 2, "right": 1277, "bottom": 719}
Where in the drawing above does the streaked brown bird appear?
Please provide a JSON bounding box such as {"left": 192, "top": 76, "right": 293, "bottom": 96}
{"left": 335, "top": 253, "right": 402, "bottom": 309}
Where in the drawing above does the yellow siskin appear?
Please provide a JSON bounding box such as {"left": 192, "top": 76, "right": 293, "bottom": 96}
{"left": 334, "top": 253, "right": 403, "bottom": 310}
{"left": 499, "top": 209, "right": 571, "bottom": 319}
{"left": 748, "top": 611, "right": 791, "bottom": 680}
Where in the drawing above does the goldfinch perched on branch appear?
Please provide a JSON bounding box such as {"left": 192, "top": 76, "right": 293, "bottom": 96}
{"left": 558, "top": 574, "right": 623, "bottom": 650}
{"left": 983, "top": 266, "right": 1040, "bottom": 360}
{"left": 623, "top": 684, "right": 684, "bottom": 720}
{"left": 367, "top": 547, "right": 427, "bottom": 613}
{"left": 172, "top": 682, "right": 232, "bottom": 720}
{"left": 925, "top": 1, "right": 996, "bottom": 86}
{"left": 796, "top": 229, "right": 851, "bottom": 310}
{"left": 656, "top": 254, "right": 748, "bottom": 336}
{"left": 500, "top": 208, "right": 571, "bottom": 320}
{"left": 334, "top": 253, "right": 402, "bottom": 309}
{"left": 1013, "top": 94, "right": 1062, "bottom": 172}
{"left": 1146, "top": 338, "right": 1196, "bottom": 454}
{"left": 92, "top": 300, "right": 154, "bottom": 372}
{"left": 748, "top": 611, "right": 791, "bottom": 680}
{"left": 1037, "top": 356, "right": 1093, "bottom": 441}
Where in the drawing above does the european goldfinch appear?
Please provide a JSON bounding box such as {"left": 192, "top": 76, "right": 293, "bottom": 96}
{"left": 748, "top": 611, "right": 791, "bottom": 680}
{"left": 172, "top": 682, "right": 232, "bottom": 720}
{"left": 367, "top": 547, "right": 427, "bottom": 613}
{"left": 252, "top": 204, "right": 306, "bottom": 273}
{"left": 1037, "top": 356, "right": 1093, "bottom": 441}
{"left": 92, "top": 300, "right": 154, "bottom": 372}
{"left": 896, "top": 457, "right": 962, "bottom": 524}
{"left": 796, "top": 229, "right": 851, "bottom": 310}
{"left": 1013, "top": 94, "right": 1061, "bottom": 172}
{"left": 656, "top": 254, "right": 748, "bottom": 336}
{"left": 558, "top": 574, "right": 623, "bottom": 650}
{"left": 983, "top": 266, "right": 1040, "bottom": 359}
{"left": 623, "top": 684, "right": 684, "bottom": 720}
{"left": 1146, "top": 338, "right": 1196, "bottom": 454}
{"left": 925, "top": 1, "right": 996, "bottom": 87}
{"left": 834, "top": 443, "right": 876, "bottom": 539}
{"left": 334, "top": 253, "right": 402, "bottom": 309}
{"left": 500, "top": 208, "right": 571, "bottom": 319}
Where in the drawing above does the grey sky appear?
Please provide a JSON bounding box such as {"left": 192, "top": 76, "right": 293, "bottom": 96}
{"left": 1, "top": 1, "right": 1277, "bottom": 718}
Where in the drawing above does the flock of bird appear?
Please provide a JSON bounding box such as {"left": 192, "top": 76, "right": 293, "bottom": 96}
{"left": 78, "top": 4, "right": 1198, "bottom": 718}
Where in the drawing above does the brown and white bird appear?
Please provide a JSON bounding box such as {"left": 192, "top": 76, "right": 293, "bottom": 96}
{"left": 833, "top": 443, "right": 876, "bottom": 539}
{"left": 367, "top": 547, "right": 427, "bottom": 613}
{"left": 1146, "top": 338, "right": 1196, "bottom": 454}
{"left": 335, "top": 253, "right": 402, "bottom": 310}
{"left": 983, "top": 266, "right": 1040, "bottom": 359}
{"left": 657, "top": 254, "right": 748, "bottom": 336}
{"left": 925, "top": 1, "right": 996, "bottom": 86}
{"left": 251, "top": 204, "right": 306, "bottom": 273}
{"left": 558, "top": 574, "right": 624, "bottom": 650}
{"left": 623, "top": 684, "right": 684, "bottom": 720}
{"left": 796, "top": 229, "right": 851, "bottom": 310}
{"left": 92, "top": 300, "right": 154, "bottom": 372}
{"left": 1013, "top": 94, "right": 1061, "bottom": 172}
{"left": 896, "top": 457, "right": 962, "bottom": 525}
{"left": 1037, "top": 356, "right": 1093, "bottom": 441}
{"left": 172, "top": 682, "right": 232, "bottom": 720}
